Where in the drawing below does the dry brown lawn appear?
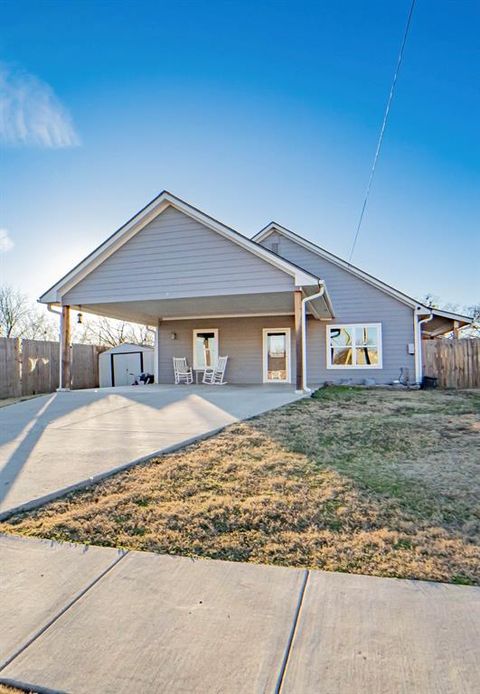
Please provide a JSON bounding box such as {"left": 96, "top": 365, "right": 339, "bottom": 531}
{"left": 0, "top": 685, "right": 34, "bottom": 693}
{"left": 2, "top": 388, "right": 479, "bottom": 585}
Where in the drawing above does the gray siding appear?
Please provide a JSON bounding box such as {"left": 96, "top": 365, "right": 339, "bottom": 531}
{"left": 261, "top": 233, "right": 416, "bottom": 384}
{"left": 158, "top": 316, "right": 296, "bottom": 385}
{"left": 64, "top": 207, "right": 293, "bottom": 304}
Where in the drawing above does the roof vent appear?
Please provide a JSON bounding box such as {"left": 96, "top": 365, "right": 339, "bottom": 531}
{"left": 271, "top": 241, "right": 279, "bottom": 254}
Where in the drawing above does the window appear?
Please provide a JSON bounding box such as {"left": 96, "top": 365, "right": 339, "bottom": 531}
{"left": 326, "top": 324, "right": 382, "bottom": 369}
{"left": 193, "top": 329, "right": 218, "bottom": 369}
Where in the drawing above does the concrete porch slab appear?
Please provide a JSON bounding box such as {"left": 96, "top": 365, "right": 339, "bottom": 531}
{"left": 0, "top": 384, "right": 303, "bottom": 519}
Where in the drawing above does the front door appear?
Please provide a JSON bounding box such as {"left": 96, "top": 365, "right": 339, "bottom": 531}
{"left": 193, "top": 329, "right": 219, "bottom": 369}
{"left": 262, "top": 329, "right": 291, "bottom": 383}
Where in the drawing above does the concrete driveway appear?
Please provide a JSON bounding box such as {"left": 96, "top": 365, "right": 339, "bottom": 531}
{"left": 1, "top": 534, "right": 479, "bottom": 693}
{"left": 0, "top": 384, "right": 302, "bottom": 519}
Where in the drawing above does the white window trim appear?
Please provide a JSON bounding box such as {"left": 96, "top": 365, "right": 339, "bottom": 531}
{"left": 326, "top": 323, "right": 383, "bottom": 369}
{"left": 262, "top": 328, "right": 292, "bottom": 384}
{"left": 193, "top": 328, "right": 219, "bottom": 370}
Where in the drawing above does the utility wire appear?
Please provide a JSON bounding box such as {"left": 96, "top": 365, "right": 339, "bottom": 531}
{"left": 348, "top": 0, "right": 416, "bottom": 263}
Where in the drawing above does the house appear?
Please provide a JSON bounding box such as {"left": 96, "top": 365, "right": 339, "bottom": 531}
{"left": 39, "top": 191, "right": 472, "bottom": 391}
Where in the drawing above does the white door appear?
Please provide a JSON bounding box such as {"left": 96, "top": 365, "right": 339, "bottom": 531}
{"left": 112, "top": 352, "right": 143, "bottom": 386}
{"left": 262, "top": 329, "right": 291, "bottom": 383}
{"left": 193, "top": 329, "right": 219, "bottom": 369}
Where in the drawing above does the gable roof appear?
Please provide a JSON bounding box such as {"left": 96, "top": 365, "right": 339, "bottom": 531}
{"left": 39, "top": 192, "right": 323, "bottom": 304}
{"left": 253, "top": 222, "right": 473, "bottom": 327}
{"left": 253, "top": 222, "right": 427, "bottom": 312}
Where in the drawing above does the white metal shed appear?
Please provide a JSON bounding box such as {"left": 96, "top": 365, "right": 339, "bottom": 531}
{"left": 99, "top": 343, "right": 154, "bottom": 387}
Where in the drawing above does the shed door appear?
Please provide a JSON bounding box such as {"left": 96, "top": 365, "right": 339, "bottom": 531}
{"left": 112, "top": 352, "right": 143, "bottom": 386}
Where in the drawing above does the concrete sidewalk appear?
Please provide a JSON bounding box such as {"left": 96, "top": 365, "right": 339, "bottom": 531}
{"left": 0, "top": 384, "right": 302, "bottom": 519}
{"left": 1, "top": 534, "right": 479, "bottom": 693}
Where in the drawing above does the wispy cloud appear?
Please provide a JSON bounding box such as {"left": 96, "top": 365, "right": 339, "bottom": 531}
{"left": 0, "top": 228, "right": 14, "bottom": 253}
{"left": 0, "top": 65, "right": 80, "bottom": 148}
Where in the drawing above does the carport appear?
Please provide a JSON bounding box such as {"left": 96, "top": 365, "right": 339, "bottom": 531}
{"left": 38, "top": 192, "right": 334, "bottom": 393}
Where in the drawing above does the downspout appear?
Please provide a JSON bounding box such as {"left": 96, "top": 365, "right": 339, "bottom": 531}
{"left": 301, "top": 282, "right": 325, "bottom": 392}
{"left": 414, "top": 308, "right": 434, "bottom": 385}
{"left": 47, "top": 303, "right": 63, "bottom": 389}
{"left": 146, "top": 324, "right": 159, "bottom": 383}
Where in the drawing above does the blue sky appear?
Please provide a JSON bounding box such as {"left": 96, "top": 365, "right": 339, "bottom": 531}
{"left": 0, "top": 0, "right": 478, "bottom": 309}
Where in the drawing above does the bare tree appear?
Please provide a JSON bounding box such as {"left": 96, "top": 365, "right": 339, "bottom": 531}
{"left": 22, "top": 308, "right": 59, "bottom": 340}
{"left": 75, "top": 315, "right": 154, "bottom": 347}
{"left": 0, "top": 286, "right": 58, "bottom": 339}
{"left": 0, "top": 286, "right": 29, "bottom": 337}
{"left": 0, "top": 286, "right": 152, "bottom": 344}
{"left": 465, "top": 303, "right": 480, "bottom": 337}
{"left": 421, "top": 293, "right": 440, "bottom": 309}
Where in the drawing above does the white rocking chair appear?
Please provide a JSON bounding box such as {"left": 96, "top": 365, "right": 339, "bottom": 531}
{"left": 173, "top": 357, "right": 193, "bottom": 385}
{"left": 202, "top": 356, "right": 228, "bottom": 385}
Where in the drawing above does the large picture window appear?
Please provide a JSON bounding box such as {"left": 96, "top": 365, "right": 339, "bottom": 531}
{"left": 193, "top": 329, "right": 218, "bottom": 369}
{"left": 326, "top": 323, "right": 382, "bottom": 369}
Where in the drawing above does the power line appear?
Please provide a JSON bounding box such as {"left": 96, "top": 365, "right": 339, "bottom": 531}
{"left": 348, "top": 0, "right": 416, "bottom": 263}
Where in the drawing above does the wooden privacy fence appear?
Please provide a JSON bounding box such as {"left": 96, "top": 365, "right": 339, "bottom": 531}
{"left": 423, "top": 338, "right": 480, "bottom": 389}
{"left": 0, "top": 338, "right": 106, "bottom": 398}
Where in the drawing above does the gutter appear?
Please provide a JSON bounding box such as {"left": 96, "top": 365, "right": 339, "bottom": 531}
{"left": 414, "top": 308, "right": 434, "bottom": 385}
{"left": 46, "top": 303, "right": 62, "bottom": 317}
{"left": 301, "top": 282, "right": 326, "bottom": 392}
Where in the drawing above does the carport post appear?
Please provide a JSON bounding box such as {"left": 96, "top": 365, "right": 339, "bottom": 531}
{"left": 58, "top": 305, "right": 72, "bottom": 391}
{"left": 294, "top": 288, "right": 304, "bottom": 393}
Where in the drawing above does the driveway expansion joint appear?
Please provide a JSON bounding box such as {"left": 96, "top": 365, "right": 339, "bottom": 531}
{"left": 274, "top": 568, "right": 310, "bottom": 694}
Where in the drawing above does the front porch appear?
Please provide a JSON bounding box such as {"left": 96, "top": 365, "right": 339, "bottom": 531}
{"left": 159, "top": 315, "right": 300, "bottom": 387}
{"left": 57, "top": 287, "right": 333, "bottom": 392}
